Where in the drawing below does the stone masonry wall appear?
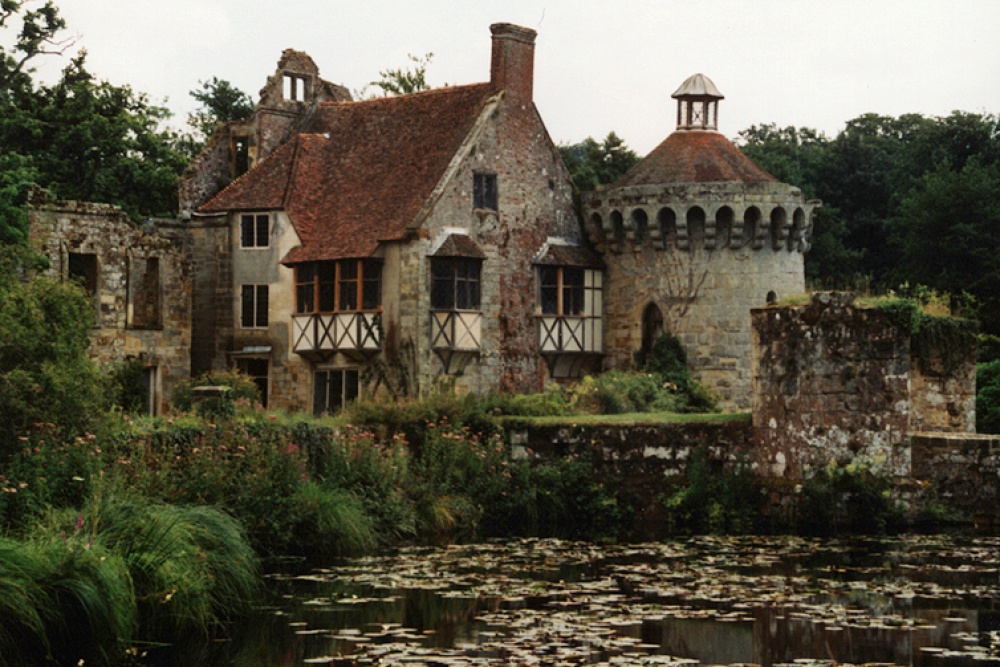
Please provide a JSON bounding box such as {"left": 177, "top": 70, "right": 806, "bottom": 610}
{"left": 911, "top": 432, "right": 1000, "bottom": 519}
{"left": 603, "top": 243, "right": 803, "bottom": 410}
{"left": 401, "top": 94, "right": 580, "bottom": 396}
{"left": 752, "top": 292, "right": 975, "bottom": 480}
{"left": 188, "top": 214, "right": 231, "bottom": 377}
{"left": 29, "top": 202, "right": 191, "bottom": 414}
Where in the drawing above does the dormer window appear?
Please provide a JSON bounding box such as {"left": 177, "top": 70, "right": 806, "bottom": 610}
{"left": 473, "top": 172, "right": 498, "bottom": 211}
{"left": 282, "top": 73, "right": 311, "bottom": 102}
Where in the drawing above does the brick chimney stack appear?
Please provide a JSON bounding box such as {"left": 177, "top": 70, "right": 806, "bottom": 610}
{"left": 490, "top": 23, "right": 536, "bottom": 103}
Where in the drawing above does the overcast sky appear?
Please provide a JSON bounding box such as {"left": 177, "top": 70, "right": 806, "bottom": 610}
{"left": 23, "top": 0, "right": 1000, "bottom": 155}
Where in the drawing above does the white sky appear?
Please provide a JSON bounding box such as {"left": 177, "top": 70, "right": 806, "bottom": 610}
{"left": 21, "top": 0, "right": 1000, "bottom": 154}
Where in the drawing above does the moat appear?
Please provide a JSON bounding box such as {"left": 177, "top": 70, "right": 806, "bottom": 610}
{"left": 154, "top": 534, "right": 1000, "bottom": 666}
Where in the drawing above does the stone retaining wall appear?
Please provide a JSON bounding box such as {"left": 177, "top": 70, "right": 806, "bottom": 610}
{"left": 911, "top": 432, "right": 1000, "bottom": 519}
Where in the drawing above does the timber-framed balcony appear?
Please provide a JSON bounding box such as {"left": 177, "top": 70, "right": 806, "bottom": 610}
{"left": 538, "top": 314, "right": 603, "bottom": 378}
{"left": 430, "top": 310, "right": 482, "bottom": 374}
{"left": 292, "top": 311, "right": 382, "bottom": 362}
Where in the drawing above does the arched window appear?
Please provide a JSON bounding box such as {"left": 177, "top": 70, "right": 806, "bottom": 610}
{"left": 611, "top": 210, "right": 625, "bottom": 247}
{"left": 788, "top": 208, "right": 806, "bottom": 251}
{"left": 641, "top": 302, "right": 664, "bottom": 358}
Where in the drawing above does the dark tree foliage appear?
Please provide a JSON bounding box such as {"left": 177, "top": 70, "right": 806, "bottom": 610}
{"left": 557, "top": 132, "right": 639, "bottom": 192}
{"left": 976, "top": 359, "right": 1000, "bottom": 434}
{"left": 739, "top": 112, "right": 1000, "bottom": 333}
{"left": 738, "top": 124, "right": 862, "bottom": 285}
{"left": 188, "top": 76, "right": 254, "bottom": 139}
{"left": 0, "top": 0, "right": 69, "bottom": 94}
{"left": 0, "top": 152, "right": 36, "bottom": 245}
{"left": 1, "top": 3, "right": 190, "bottom": 219}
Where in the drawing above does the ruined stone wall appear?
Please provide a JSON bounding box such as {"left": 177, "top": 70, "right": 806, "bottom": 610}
{"left": 400, "top": 94, "right": 581, "bottom": 396}
{"left": 751, "top": 292, "right": 976, "bottom": 479}
{"left": 911, "top": 432, "right": 1000, "bottom": 519}
{"left": 188, "top": 214, "right": 231, "bottom": 377}
{"left": 179, "top": 129, "right": 233, "bottom": 214}
{"left": 29, "top": 202, "right": 191, "bottom": 413}
{"left": 910, "top": 350, "right": 977, "bottom": 432}
{"left": 511, "top": 417, "right": 755, "bottom": 537}
{"left": 179, "top": 49, "right": 351, "bottom": 214}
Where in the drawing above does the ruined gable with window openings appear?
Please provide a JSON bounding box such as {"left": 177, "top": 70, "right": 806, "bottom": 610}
{"left": 28, "top": 198, "right": 191, "bottom": 415}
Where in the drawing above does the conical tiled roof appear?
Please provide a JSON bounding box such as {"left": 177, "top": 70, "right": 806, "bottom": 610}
{"left": 612, "top": 131, "right": 776, "bottom": 186}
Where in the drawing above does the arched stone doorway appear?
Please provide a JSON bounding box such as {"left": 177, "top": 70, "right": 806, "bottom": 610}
{"left": 641, "top": 302, "right": 664, "bottom": 358}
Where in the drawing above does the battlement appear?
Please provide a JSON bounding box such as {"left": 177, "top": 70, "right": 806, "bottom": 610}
{"left": 584, "top": 182, "right": 819, "bottom": 254}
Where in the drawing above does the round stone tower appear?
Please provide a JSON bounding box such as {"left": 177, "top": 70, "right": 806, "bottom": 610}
{"left": 583, "top": 74, "right": 819, "bottom": 409}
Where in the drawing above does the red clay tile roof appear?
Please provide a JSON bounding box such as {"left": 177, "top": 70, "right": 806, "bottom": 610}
{"left": 201, "top": 83, "right": 497, "bottom": 263}
{"left": 613, "top": 131, "right": 776, "bottom": 187}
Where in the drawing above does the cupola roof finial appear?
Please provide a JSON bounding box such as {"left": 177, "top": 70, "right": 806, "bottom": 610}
{"left": 672, "top": 73, "right": 724, "bottom": 131}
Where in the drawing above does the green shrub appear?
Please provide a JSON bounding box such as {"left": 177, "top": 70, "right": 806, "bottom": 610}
{"left": 485, "top": 454, "right": 624, "bottom": 540}
{"left": 663, "top": 448, "right": 761, "bottom": 535}
{"left": 289, "top": 483, "right": 378, "bottom": 558}
{"left": 642, "top": 332, "right": 690, "bottom": 389}
{"left": 568, "top": 371, "right": 686, "bottom": 415}
{"left": 108, "top": 358, "right": 149, "bottom": 414}
{"left": 0, "top": 271, "right": 110, "bottom": 460}
{"left": 411, "top": 420, "right": 509, "bottom": 540}
{"left": 0, "top": 424, "right": 102, "bottom": 532}
{"left": 70, "top": 495, "right": 259, "bottom": 639}
{"left": 476, "top": 385, "right": 572, "bottom": 417}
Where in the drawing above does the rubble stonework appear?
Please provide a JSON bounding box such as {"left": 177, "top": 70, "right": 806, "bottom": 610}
{"left": 751, "top": 292, "right": 976, "bottom": 479}
{"left": 911, "top": 432, "right": 1000, "bottom": 517}
{"left": 28, "top": 201, "right": 191, "bottom": 414}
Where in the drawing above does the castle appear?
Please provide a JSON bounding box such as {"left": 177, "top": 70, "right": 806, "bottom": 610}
{"left": 30, "top": 23, "right": 819, "bottom": 414}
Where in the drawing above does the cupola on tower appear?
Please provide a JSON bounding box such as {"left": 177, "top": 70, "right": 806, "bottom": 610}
{"left": 583, "top": 74, "right": 820, "bottom": 409}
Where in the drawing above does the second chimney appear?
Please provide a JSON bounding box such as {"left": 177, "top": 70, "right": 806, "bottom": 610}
{"left": 490, "top": 23, "right": 537, "bottom": 103}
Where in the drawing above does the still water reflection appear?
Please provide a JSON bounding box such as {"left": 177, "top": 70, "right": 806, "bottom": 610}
{"left": 152, "top": 535, "right": 999, "bottom": 667}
